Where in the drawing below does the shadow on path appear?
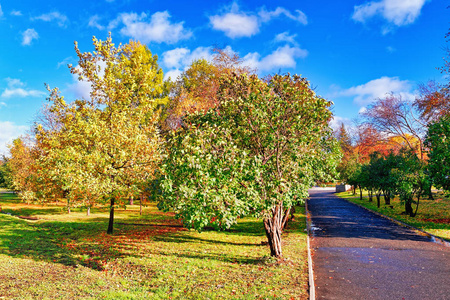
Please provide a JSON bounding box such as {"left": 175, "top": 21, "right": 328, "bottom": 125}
{"left": 308, "top": 188, "right": 450, "bottom": 300}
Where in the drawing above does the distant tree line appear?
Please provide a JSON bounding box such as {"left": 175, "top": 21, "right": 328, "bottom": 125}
{"left": 335, "top": 28, "right": 450, "bottom": 216}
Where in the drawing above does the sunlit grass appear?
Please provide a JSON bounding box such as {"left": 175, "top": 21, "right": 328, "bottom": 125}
{"left": 0, "top": 192, "right": 308, "bottom": 299}
{"left": 337, "top": 190, "right": 450, "bottom": 241}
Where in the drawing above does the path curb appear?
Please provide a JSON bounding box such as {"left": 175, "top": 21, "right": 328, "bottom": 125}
{"left": 340, "top": 196, "right": 450, "bottom": 248}
{"left": 305, "top": 199, "right": 315, "bottom": 300}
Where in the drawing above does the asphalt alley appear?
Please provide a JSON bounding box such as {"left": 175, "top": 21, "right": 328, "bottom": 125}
{"left": 307, "top": 188, "right": 450, "bottom": 300}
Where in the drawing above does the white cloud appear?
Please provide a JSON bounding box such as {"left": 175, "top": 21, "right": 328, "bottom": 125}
{"left": 21, "top": 28, "right": 39, "bottom": 46}
{"left": 352, "top": 0, "right": 427, "bottom": 28}
{"left": 88, "top": 15, "right": 105, "bottom": 30}
{"left": 210, "top": 9, "right": 259, "bottom": 38}
{"left": 67, "top": 73, "right": 92, "bottom": 100}
{"left": 330, "top": 115, "right": 352, "bottom": 131}
{"left": 57, "top": 57, "right": 74, "bottom": 69}
{"left": 163, "top": 48, "right": 191, "bottom": 69}
{"left": 164, "top": 69, "right": 182, "bottom": 81}
{"left": 243, "top": 45, "right": 308, "bottom": 71}
{"left": 210, "top": 3, "right": 307, "bottom": 39}
{"left": 274, "top": 32, "right": 298, "bottom": 45}
{"left": 11, "top": 10, "right": 22, "bottom": 16}
{"left": 162, "top": 47, "right": 213, "bottom": 69}
{"left": 338, "top": 76, "right": 414, "bottom": 106}
{"left": 1, "top": 78, "right": 45, "bottom": 98}
{"left": 67, "top": 61, "right": 107, "bottom": 100}
{"left": 259, "top": 7, "right": 307, "bottom": 24}
{"left": 111, "top": 11, "right": 192, "bottom": 44}
{"left": 162, "top": 47, "right": 214, "bottom": 80}
{"left": 32, "top": 11, "right": 68, "bottom": 27}
{"left": 0, "top": 121, "right": 28, "bottom": 156}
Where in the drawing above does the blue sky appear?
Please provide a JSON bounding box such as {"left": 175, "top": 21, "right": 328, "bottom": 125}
{"left": 0, "top": 0, "right": 448, "bottom": 154}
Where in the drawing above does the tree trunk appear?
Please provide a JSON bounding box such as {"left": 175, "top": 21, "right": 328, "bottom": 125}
{"left": 405, "top": 200, "right": 413, "bottom": 217}
{"left": 281, "top": 207, "right": 292, "bottom": 230}
{"left": 87, "top": 206, "right": 90, "bottom": 216}
{"left": 129, "top": 196, "right": 133, "bottom": 206}
{"left": 107, "top": 197, "right": 115, "bottom": 234}
{"left": 352, "top": 186, "right": 356, "bottom": 195}
{"left": 263, "top": 204, "right": 284, "bottom": 258}
{"left": 427, "top": 185, "right": 434, "bottom": 200}
{"left": 359, "top": 186, "right": 363, "bottom": 200}
{"left": 140, "top": 195, "right": 143, "bottom": 215}
{"left": 384, "top": 191, "right": 391, "bottom": 205}
{"left": 376, "top": 193, "right": 381, "bottom": 208}
{"left": 368, "top": 190, "right": 373, "bottom": 202}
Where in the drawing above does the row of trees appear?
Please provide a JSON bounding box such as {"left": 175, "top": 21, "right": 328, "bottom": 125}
{"left": 1, "top": 36, "right": 341, "bottom": 258}
{"left": 348, "top": 150, "right": 428, "bottom": 217}
{"left": 336, "top": 29, "right": 450, "bottom": 215}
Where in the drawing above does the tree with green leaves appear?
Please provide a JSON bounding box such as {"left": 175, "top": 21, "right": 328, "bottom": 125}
{"left": 35, "top": 36, "right": 167, "bottom": 234}
{"left": 158, "top": 72, "right": 341, "bottom": 258}
{"left": 392, "top": 149, "right": 429, "bottom": 217}
{"left": 0, "top": 156, "right": 12, "bottom": 189}
{"left": 425, "top": 115, "right": 450, "bottom": 192}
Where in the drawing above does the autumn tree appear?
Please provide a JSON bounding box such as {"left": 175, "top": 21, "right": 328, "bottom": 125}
{"left": 158, "top": 73, "right": 341, "bottom": 258}
{"left": 36, "top": 36, "right": 166, "bottom": 234}
{"left": 6, "top": 137, "right": 40, "bottom": 202}
{"left": 415, "top": 80, "right": 450, "bottom": 123}
{"left": 362, "top": 94, "right": 426, "bottom": 159}
{"left": 163, "top": 48, "right": 253, "bottom": 132}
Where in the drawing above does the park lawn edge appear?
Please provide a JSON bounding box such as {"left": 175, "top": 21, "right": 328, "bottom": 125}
{"left": 335, "top": 191, "right": 450, "bottom": 244}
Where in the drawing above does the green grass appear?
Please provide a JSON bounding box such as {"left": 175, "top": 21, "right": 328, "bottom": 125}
{"left": 336, "top": 190, "right": 450, "bottom": 241}
{"left": 0, "top": 192, "right": 308, "bottom": 299}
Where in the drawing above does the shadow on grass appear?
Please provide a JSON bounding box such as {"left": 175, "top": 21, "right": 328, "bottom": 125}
{"left": 147, "top": 245, "right": 267, "bottom": 265}
{"left": 0, "top": 214, "right": 113, "bottom": 269}
{"left": 152, "top": 232, "right": 262, "bottom": 247}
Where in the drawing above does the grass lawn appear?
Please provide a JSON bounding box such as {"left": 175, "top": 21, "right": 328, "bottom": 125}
{"left": 0, "top": 192, "right": 308, "bottom": 299}
{"left": 336, "top": 190, "right": 450, "bottom": 241}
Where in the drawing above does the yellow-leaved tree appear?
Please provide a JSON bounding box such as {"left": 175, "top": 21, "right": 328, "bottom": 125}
{"left": 36, "top": 36, "right": 167, "bottom": 233}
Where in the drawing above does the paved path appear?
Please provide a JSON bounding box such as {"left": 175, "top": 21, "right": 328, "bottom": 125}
{"left": 308, "top": 188, "right": 450, "bottom": 300}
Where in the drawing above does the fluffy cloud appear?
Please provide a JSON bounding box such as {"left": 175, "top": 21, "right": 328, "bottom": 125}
{"left": 210, "top": 3, "right": 307, "bottom": 39}
{"left": 88, "top": 15, "right": 105, "bottom": 30}
{"left": 1, "top": 78, "right": 45, "bottom": 98}
{"left": 352, "top": 0, "right": 427, "bottom": 27}
{"left": 162, "top": 47, "right": 213, "bottom": 69}
{"left": 338, "top": 76, "right": 414, "bottom": 106}
{"left": 164, "top": 69, "right": 183, "bottom": 81}
{"left": 110, "top": 11, "right": 192, "bottom": 44}
{"left": 32, "top": 11, "right": 68, "bottom": 27}
{"left": 274, "top": 32, "right": 298, "bottom": 45}
{"left": 330, "top": 115, "right": 353, "bottom": 131}
{"left": 11, "top": 10, "right": 22, "bottom": 16}
{"left": 243, "top": 45, "right": 308, "bottom": 71}
{"left": 21, "top": 28, "right": 38, "bottom": 46}
{"left": 162, "top": 47, "right": 214, "bottom": 80}
{"left": 258, "top": 7, "right": 307, "bottom": 25}
{"left": 0, "top": 121, "right": 28, "bottom": 156}
{"left": 210, "top": 9, "right": 259, "bottom": 38}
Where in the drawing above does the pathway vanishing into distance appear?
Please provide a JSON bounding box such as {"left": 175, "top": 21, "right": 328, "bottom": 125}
{"left": 307, "top": 188, "right": 450, "bottom": 300}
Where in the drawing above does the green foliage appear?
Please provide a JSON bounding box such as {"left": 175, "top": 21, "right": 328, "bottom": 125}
{"left": 0, "top": 157, "right": 12, "bottom": 189}
{"left": 426, "top": 115, "right": 450, "bottom": 192}
{"left": 158, "top": 72, "right": 340, "bottom": 256}
{"left": 35, "top": 36, "right": 167, "bottom": 233}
